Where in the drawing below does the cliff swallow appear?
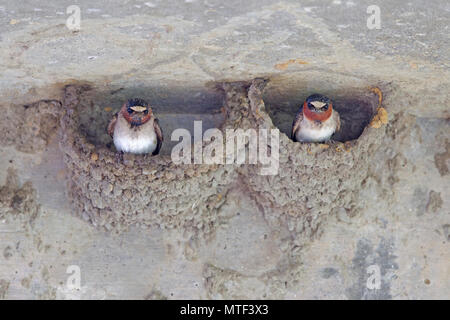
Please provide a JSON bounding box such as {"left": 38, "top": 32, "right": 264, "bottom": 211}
{"left": 291, "top": 94, "right": 340, "bottom": 143}
{"left": 107, "top": 98, "right": 163, "bottom": 155}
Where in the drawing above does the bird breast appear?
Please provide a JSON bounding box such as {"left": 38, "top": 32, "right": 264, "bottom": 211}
{"left": 113, "top": 114, "right": 157, "bottom": 154}
{"left": 296, "top": 112, "right": 338, "bottom": 142}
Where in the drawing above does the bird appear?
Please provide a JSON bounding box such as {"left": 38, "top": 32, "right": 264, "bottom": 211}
{"left": 107, "top": 98, "right": 163, "bottom": 155}
{"left": 291, "top": 93, "right": 340, "bottom": 143}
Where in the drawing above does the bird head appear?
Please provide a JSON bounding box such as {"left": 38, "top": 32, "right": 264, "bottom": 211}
{"left": 121, "top": 98, "right": 152, "bottom": 126}
{"left": 303, "top": 94, "right": 333, "bottom": 122}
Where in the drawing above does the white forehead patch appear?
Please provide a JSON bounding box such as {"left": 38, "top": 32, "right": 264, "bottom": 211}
{"left": 311, "top": 101, "right": 326, "bottom": 108}
{"left": 130, "top": 106, "right": 147, "bottom": 112}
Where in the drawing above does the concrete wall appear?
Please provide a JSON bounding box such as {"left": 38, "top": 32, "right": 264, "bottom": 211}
{"left": 0, "top": 0, "right": 448, "bottom": 299}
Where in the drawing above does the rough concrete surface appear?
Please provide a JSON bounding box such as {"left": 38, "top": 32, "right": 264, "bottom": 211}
{"left": 0, "top": 0, "right": 449, "bottom": 299}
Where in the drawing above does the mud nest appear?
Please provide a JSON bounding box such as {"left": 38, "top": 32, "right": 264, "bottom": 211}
{"left": 59, "top": 80, "right": 387, "bottom": 241}
{"left": 59, "top": 85, "right": 236, "bottom": 236}
{"left": 235, "top": 80, "right": 386, "bottom": 239}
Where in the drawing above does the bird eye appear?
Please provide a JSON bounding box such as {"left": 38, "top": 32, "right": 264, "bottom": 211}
{"left": 127, "top": 107, "right": 133, "bottom": 114}
{"left": 321, "top": 106, "right": 328, "bottom": 111}
{"left": 144, "top": 109, "right": 148, "bottom": 115}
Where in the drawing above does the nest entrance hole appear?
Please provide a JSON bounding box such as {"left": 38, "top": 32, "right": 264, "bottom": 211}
{"left": 75, "top": 85, "right": 226, "bottom": 156}
{"left": 263, "top": 84, "right": 380, "bottom": 142}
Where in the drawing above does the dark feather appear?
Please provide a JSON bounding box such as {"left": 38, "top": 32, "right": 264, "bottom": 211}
{"left": 107, "top": 112, "right": 118, "bottom": 138}
{"left": 153, "top": 118, "right": 164, "bottom": 155}
{"left": 291, "top": 107, "right": 304, "bottom": 142}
